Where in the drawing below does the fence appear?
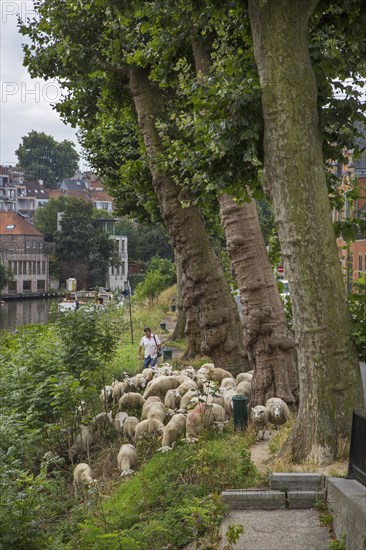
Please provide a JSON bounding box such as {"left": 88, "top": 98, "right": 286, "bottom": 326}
{"left": 348, "top": 410, "right": 366, "bottom": 487}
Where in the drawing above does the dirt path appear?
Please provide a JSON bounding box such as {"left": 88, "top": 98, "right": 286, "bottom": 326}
{"left": 249, "top": 434, "right": 273, "bottom": 473}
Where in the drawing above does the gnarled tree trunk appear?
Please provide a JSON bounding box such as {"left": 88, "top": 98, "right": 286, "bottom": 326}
{"left": 169, "top": 251, "right": 186, "bottom": 342}
{"left": 248, "top": 0, "right": 364, "bottom": 464}
{"left": 219, "top": 194, "right": 298, "bottom": 407}
{"left": 129, "top": 67, "right": 248, "bottom": 375}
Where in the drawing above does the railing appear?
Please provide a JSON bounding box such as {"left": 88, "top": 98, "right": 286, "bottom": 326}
{"left": 348, "top": 410, "right": 366, "bottom": 487}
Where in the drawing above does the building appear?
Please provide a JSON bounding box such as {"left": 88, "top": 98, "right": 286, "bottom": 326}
{"left": 334, "top": 132, "right": 366, "bottom": 290}
{"left": 95, "top": 218, "right": 128, "bottom": 291}
{"left": 0, "top": 212, "right": 49, "bottom": 297}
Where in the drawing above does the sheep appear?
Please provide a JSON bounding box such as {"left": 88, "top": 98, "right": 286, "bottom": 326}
{"left": 112, "top": 381, "right": 129, "bottom": 403}
{"left": 117, "top": 443, "right": 138, "bottom": 477}
{"left": 236, "top": 372, "right": 253, "bottom": 385}
{"left": 148, "top": 417, "right": 165, "bottom": 435}
{"left": 141, "top": 396, "right": 162, "bottom": 420}
{"left": 265, "top": 397, "right": 290, "bottom": 431}
{"left": 197, "top": 363, "right": 214, "bottom": 375}
{"left": 185, "top": 402, "right": 227, "bottom": 441}
{"left": 221, "top": 377, "right": 236, "bottom": 391}
{"left": 235, "top": 381, "right": 252, "bottom": 399}
{"left": 177, "top": 379, "right": 198, "bottom": 394}
{"left": 122, "top": 416, "right": 139, "bottom": 439}
{"left": 142, "top": 367, "right": 155, "bottom": 382}
{"left": 100, "top": 385, "right": 113, "bottom": 405}
{"left": 145, "top": 401, "right": 166, "bottom": 423}
{"left": 69, "top": 426, "right": 93, "bottom": 463}
{"left": 210, "top": 368, "right": 234, "bottom": 384}
{"left": 250, "top": 405, "right": 269, "bottom": 440}
{"left": 179, "top": 388, "right": 200, "bottom": 411}
{"left": 221, "top": 388, "right": 236, "bottom": 417}
{"left": 165, "top": 389, "right": 181, "bottom": 410}
{"left": 134, "top": 419, "right": 152, "bottom": 439}
{"left": 73, "top": 463, "right": 95, "bottom": 496}
{"left": 159, "top": 413, "right": 186, "bottom": 452}
{"left": 114, "top": 412, "right": 128, "bottom": 435}
{"left": 205, "top": 392, "right": 226, "bottom": 410}
{"left": 180, "top": 366, "right": 196, "bottom": 379}
{"left": 155, "top": 364, "right": 174, "bottom": 377}
{"left": 143, "top": 376, "right": 180, "bottom": 400}
{"left": 92, "top": 411, "right": 113, "bottom": 431}
{"left": 129, "top": 373, "right": 148, "bottom": 391}
{"left": 119, "top": 392, "right": 145, "bottom": 411}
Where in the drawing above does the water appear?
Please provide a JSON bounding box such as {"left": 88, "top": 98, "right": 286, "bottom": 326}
{"left": 0, "top": 298, "right": 60, "bottom": 332}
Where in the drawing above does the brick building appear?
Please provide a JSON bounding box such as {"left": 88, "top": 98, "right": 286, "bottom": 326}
{"left": 0, "top": 212, "right": 49, "bottom": 296}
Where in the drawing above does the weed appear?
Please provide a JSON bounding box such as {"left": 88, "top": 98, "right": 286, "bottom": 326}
{"left": 329, "top": 534, "right": 346, "bottom": 550}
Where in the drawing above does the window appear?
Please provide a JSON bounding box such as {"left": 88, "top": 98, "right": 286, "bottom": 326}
{"left": 6, "top": 224, "right": 15, "bottom": 230}
{"left": 8, "top": 280, "right": 17, "bottom": 293}
{"left": 12, "top": 261, "right": 17, "bottom": 275}
{"left": 37, "top": 261, "right": 41, "bottom": 275}
{"left": 32, "top": 241, "right": 36, "bottom": 249}
{"left": 24, "top": 261, "right": 28, "bottom": 274}
{"left": 122, "top": 261, "right": 125, "bottom": 275}
{"left": 18, "top": 261, "right": 22, "bottom": 275}
{"left": 39, "top": 242, "right": 43, "bottom": 250}
{"left": 33, "top": 262, "right": 37, "bottom": 275}
{"left": 37, "top": 280, "right": 45, "bottom": 291}
{"left": 42, "top": 261, "right": 45, "bottom": 275}
{"left": 23, "top": 280, "right": 31, "bottom": 292}
{"left": 358, "top": 254, "right": 363, "bottom": 272}
{"left": 26, "top": 241, "right": 30, "bottom": 248}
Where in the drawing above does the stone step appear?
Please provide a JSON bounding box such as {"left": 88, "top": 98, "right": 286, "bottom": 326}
{"left": 221, "top": 488, "right": 325, "bottom": 510}
{"left": 270, "top": 472, "right": 325, "bottom": 492}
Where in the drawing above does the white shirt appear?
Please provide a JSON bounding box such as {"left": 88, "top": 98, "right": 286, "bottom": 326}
{"left": 140, "top": 334, "right": 161, "bottom": 358}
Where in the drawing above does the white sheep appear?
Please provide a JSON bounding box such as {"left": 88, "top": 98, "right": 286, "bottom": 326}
{"left": 250, "top": 405, "right": 269, "bottom": 440}
{"left": 69, "top": 426, "right": 93, "bottom": 462}
{"left": 122, "top": 416, "right": 139, "bottom": 439}
{"left": 159, "top": 413, "right": 186, "bottom": 452}
{"left": 143, "top": 376, "right": 179, "bottom": 400}
{"left": 177, "top": 379, "right": 198, "bottom": 394}
{"left": 142, "top": 367, "right": 155, "bottom": 382}
{"left": 265, "top": 397, "right": 290, "bottom": 431}
{"left": 236, "top": 372, "right": 253, "bottom": 384}
{"left": 165, "top": 389, "right": 181, "bottom": 410}
{"left": 197, "top": 363, "right": 214, "bottom": 375}
{"left": 185, "top": 402, "right": 227, "bottom": 441}
{"left": 148, "top": 417, "right": 165, "bottom": 435}
{"left": 118, "top": 392, "right": 145, "bottom": 411}
{"left": 141, "top": 396, "right": 162, "bottom": 420}
{"left": 221, "top": 388, "right": 236, "bottom": 417}
{"left": 92, "top": 411, "right": 113, "bottom": 431}
{"left": 179, "top": 388, "right": 200, "bottom": 411}
{"left": 134, "top": 419, "right": 152, "bottom": 439}
{"left": 73, "top": 463, "right": 95, "bottom": 496}
{"left": 221, "top": 377, "right": 236, "bottom": 391}
{"left": 129, "top": 373, "right": 148, "bottom": 391}
{"left": 112, "top": 380, "right": 129, "bottom": 403}
{"left": 145, "top": 401, "right": 166, "bottom": 423}
{"left": 179, "top": 366, "right": 196, "bottom": 379}
{"left": 210, "top": 367, "right": 234, "bottom": 383}
{"left": 114, "top": 412, "right": 128, "bottom": 435}
{"left": 100, "top": 385, "right": 113, "bottom": 405}
{"left": 235, "top": 381, "right": 252, "bottom": 399}
{"left": 117, "top": 443, "right": 138, "bottom": 477}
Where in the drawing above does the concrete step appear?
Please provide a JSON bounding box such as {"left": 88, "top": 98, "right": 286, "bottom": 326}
{"left": 270, "top": 472, "right": 325, "bottom": 491}
{"left": 222, "top": 488, "right": 325, "bottom": 510}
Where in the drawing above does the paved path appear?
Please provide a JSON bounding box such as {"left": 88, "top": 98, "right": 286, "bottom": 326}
{"left": 219, "top": 509, "right": 330, "bottom": 549}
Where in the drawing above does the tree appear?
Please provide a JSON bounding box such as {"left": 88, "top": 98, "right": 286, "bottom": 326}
{"left": 0, "top": 261, "right": 12, "bottom": 293}
{"left": 16, "top": 131, "right": 79, "bottom": 187}
{"left": 34, "top": 196, "right": 70, "bottom": 240}
{"left": 247, "top": 0, "right": 365, "bottom": 463}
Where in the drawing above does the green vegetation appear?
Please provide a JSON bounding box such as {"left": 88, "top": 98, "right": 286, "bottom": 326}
{"left": 0, "top": 294, "right": 259, "bottom": 548}
{"left": 0, "top": 260, "right": 12, "bottom": 293}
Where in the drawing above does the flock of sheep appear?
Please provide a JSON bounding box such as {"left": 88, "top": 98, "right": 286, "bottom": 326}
{"left": 71, "top": 363, "right": 290, "bottom": 492}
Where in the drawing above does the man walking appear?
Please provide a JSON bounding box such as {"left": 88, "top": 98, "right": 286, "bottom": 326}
{"left": 138, "top": 327, "right": 161, "bottom": 369}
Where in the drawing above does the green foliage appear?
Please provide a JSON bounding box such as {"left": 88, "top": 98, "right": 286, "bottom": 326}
{"left": 16, "top": 131, "right": 79, "bottom": 187}
{"left": 134, "top": 257, "right": 176, "bottom": 306}
{"left": 348, "top": 275, "right": 366, "bottom": 361}
{"left": 0, "top": 260, "right": 12, "bottom": 292}
{"left": 329, "top": 534, "right": 346, "bottom": 550}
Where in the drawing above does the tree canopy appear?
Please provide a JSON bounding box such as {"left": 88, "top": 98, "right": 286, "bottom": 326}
{"left": 16, "top": 131, "right": 79, "bottom": 187}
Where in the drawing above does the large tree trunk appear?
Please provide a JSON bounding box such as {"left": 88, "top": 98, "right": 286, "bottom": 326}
{"left": 248, "top": 0, "right": 364, "bottom": 464}
{"left": 129, "top": 67, "right": 248, "bottom": 375}
{"left": 219, "top": 194, "right": 298, "bottom": 407}
{"left": 183, "top": 295, "right": 202, "bottom": 359}
{"left": 169, "top": 251, "right": 186, "bottom": 342}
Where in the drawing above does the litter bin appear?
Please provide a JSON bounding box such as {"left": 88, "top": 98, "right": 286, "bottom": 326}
{"left": 170, "top": 304, "right": 176, "bottom": 312}
{"left": 232, "top": 395, "right": 248, "bottom": 430}
{"left": 160, "top": 322, "right": 167, "bottom": 331}
{"left": 162, "top": 348, "right": 173, "bottom": 362}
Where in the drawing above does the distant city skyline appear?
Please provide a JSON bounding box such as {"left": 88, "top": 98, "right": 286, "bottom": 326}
{"left": 0, "top": 1, "right": 85, "bottom": 168}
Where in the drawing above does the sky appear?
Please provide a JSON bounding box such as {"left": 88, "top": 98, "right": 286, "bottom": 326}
{"left": 0, "top": 0, "right": 83, "bottom": 168}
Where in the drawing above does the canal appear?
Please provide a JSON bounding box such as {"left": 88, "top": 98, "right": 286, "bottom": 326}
{"left": 0, "top": 298, "right": 61, "bottom": 332}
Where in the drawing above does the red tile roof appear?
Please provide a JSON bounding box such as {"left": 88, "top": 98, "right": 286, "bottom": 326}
{"left": 0, "top": 212, "right": 43, "bottom": 236}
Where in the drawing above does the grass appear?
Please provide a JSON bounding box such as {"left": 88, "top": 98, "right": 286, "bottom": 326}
{"left": 70, "top": 429, "right": 261, "bottom": 549}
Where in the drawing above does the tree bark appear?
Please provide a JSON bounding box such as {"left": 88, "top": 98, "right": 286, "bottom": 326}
{"left": 169, "top": 250, "right": 186, "bottom": 342}
{"left": 219, "top": 194, "right": 298, "bottom": 407}
{"left": 129, "top": 67, "right": 248, "bottom": 375}
{"left": 248, "top": 0, "right": 364, "bottom": 464}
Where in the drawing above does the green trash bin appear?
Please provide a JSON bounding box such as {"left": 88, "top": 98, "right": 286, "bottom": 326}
{"left": 162, "top": 348, "right": 173, "bottom": 361}
{"left": 160, "top": 322, "right": 167, "bottom": 331}
{"left": 232, "top": 395, "right": 248, "bottom": 430}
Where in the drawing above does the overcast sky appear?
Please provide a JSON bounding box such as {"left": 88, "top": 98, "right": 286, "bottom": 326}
{"left": 0, "top": 1, "right": 83, "bottom": 168}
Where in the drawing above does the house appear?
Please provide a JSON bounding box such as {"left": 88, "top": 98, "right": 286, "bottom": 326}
{"left": 334, "top": 131, "right": 366, "bottom": 290}
{"left": 17, "top": 181, "right": 50, "bottom": 219}
{"left": 0, "top": 212, "right": 49, "bottom": 296}
{"left": 95, "top": 218, "right": 128, "bottom": 291}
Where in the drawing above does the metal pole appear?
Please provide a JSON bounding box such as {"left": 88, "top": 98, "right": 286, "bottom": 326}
{"left": 128, "top": 281, "right": 134, "bottom": 344}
